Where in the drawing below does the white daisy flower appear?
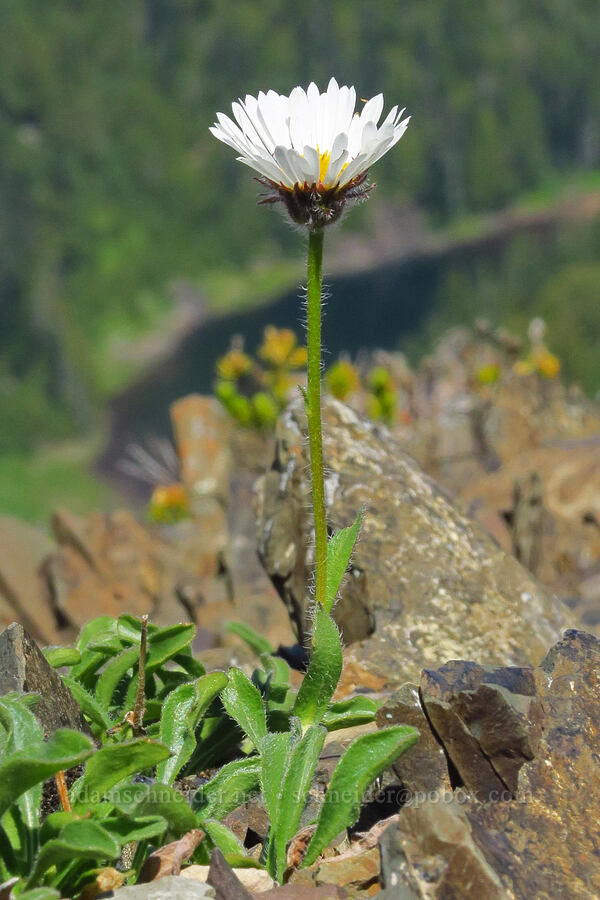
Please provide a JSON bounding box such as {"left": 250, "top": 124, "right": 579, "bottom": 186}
{"left": 210, "top": 77, "right": 410, "bottom": 229}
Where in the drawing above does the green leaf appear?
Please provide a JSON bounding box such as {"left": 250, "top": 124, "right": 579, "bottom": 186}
{"left": 70, "top": 739, "right": 170, "bottom": 810}
{"left": 322, "top": 697, "right": 379, "bottom": 731}
{"left": 259, "top": 732, "right": 290, "bottom": 833}
{"left": 95, "top": 646, "right": 140, "bottom": 710}
{"left": 225, "top": 622, "right": 275, "bottom": 656}
{"left": 43, "top": 647, "right": 81, "bottom": 668}
{"left": 61, "top": 677, "right": 112, "bottom": 732}
{"left": 0, "top": 729, "right": 94, "bottom": 820}
{"left": 0, "top": 698, "right": 45, "bottom": 829}
{"left": 116, "top": 614, "right": 159, "bottom": 644}
{"left": 292, "top": 608, "right": 342, "bottom": 731}
{"left": 156, "top": 672, "right": 228, "bottom": 785}
{"left": 203, "top": 819, "right": 246, "bottom": 857}
{"left": 302, "top": 726, "right": 419, "bottom": 868}
{"left": 172, "top": 652, "right": 206, "bottom": 678}
{"left": 110, "top": 782, "right": 197, "bottom": 839}
{"left": 146, "top": 624, "right": 196, "bottom": 673}
{"left": 278, "top": 725, "right": 326, "bottom": 852}
{"left": 325, "top": 511, "right": 363, "bottom": 612}
{"left": 27, "top": 820, "right": 120, "bottom": 886}
{"left": 77, "top": 617, "right": 119, "bottom": 651}
{"left": 194, "top": 757, "right": 261, "bottom": 821}
{"left": 19, "top": 888, "right": 61, "bottom": 900}
{"left": 102, "top": 813, "right": 167, "bottom": 844}
{"left": 221, "top": 668, "right": 267, "bottom": 749}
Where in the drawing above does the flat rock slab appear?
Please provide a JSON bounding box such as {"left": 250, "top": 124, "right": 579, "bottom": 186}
{"left": 380, "top": 629, "right": 600, "bottom": 899}
{"left": 257, "top": 398, "right": 569, "bottom": 692}
{"left": 0, "top": 622, "right": 90, "bottom": 737}
{"left": 107, "top": 877, "right": 215, "bottom": 900}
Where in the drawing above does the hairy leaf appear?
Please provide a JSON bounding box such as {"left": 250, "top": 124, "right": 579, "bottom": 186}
{"left": 221, "top": 668, "right": 267, "bottom": 748}
{"left": 302, "top": 725, "right": 419, "bottom": 868}
{"left": 203, "top": 818, "right": 246, "bottom": 857}
{"left": 71, "top": 739, "right": 170, "bottom": 810}
{"left": 42, "top": 647, "right": 81, "bottom": 669}
{"left": 156, "top": 672, "right": 228, "bottom": 785}
{"left": 325, "top": 511, "right": 363, "bottom": 612}
{"left": 62, "top": 677, "right": 112, "bottom": 732}
{"left": 225, "top": 621, "right": 275, "bottom": 656}
{"left": 293, "top": 608, "right": 342, "bottom": 731}
{"left": 27, "top": 820, "right": 120, "bottom": 886}
{"left": 194, "top": 757, "right": 261, "bottom": 821}
{"left": 110, "top": 782, "right": 197, "bottom": 839}
{"left": 321, "top": 696, "right": 379, "bottom": 731}
{"left": 0, "top": 728, "right": 94, "bottom": 820}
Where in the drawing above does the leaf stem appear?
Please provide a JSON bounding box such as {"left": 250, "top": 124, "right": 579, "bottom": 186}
{"left": 306, "top": 228, "right": 327, "bottom": 608}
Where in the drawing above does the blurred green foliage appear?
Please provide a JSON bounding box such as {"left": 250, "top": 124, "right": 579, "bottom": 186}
{"left": 1, "top": 0, "right": 600, "bottom": 455}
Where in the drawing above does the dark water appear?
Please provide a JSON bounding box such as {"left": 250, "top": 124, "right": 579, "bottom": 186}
{"left": 101, "top": 213, "right": 573, "bottom": 472}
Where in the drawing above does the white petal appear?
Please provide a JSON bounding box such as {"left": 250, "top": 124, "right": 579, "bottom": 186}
{"left": 302, "top": 145, "right": 321, "bottom": 182}
{"left": 322, "top": 149, "right": 349, "bottom": 186}
{"left": 273, "top": 145, "right": 298, "bottom": 186}
{"left": 360, "top": 93, "right": 384, "bottom": 126}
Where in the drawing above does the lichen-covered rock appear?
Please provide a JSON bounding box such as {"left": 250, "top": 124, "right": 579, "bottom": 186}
{"left": 380, "top": 629, "right": 600, "bottom": 899}
{"left": 256, "top": 397, "right": 569, "bottom": 692}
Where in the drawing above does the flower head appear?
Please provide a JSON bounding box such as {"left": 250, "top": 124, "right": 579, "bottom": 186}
{"left": 210, "top": 78, "right": 409, "bottom": 229}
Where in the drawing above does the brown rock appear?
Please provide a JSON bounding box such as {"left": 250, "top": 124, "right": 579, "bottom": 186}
{"left": 419, "top": 662, "right": 538, "bottom": 799}
{"left": 376, "top": 684, "right": 451, "bottom": 798}
{"left": 0, "top": 622, "right": 91, "bottom": 738}
{"left": 0, "top": 516, "right": 59, "bottom": 644}
{"left": 257, "top": 397, "right": 569, "bottom": 693}
{"left": 380, "top": 630, "right": 600, "bottom": 899}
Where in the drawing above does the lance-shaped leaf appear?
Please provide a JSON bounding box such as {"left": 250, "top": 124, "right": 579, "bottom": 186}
{"left": 203, "top": 819, "right": 246, "bottom": 857}
{"left": 110, "top": 781, "right": 197, "bottom": 839}
{"left": 156, "top": 672, "right": 228, "bottom": 785}
{"left": 321, "top": 696, "right": 379, "bottom": 731}
{"left": 95, "top": 646, "right": 140, "bottom": 710}
{"left": 302, "top": 725, "right": 419, "bottom": 868}
{"left": 101, "top": 813, "right": 167, "bottom": 844}
{"left": 70, "top": 739, "right": 170, "bottom": 810}
{"left": 293, "top": 608, "right": 342, "bottom": 731}
{"left": 0, "top": 728, "right": 94, "bottom": 820}
{"left": 194, "top": 757, "right": 261, "bottom": 821}
{"left": 0, "top": 698, "right": 45, "bottom": 829}
{"left": 225, "top": 622, "right": 275, "bottom": 656}
{"left": 27, "top": 820, "right": 120, "bottom": 887}
{"left": 272, "top": 724, "right": 326, "bottom": 882}
{"left": 221, "top": 668, "right": 267, "bottom": 748}
{"left": 62, "top": 677, "right": 112, "bottom": 732}
{"left": 324, "top": 511, "right": 363, "bottom": 612}
{"left": 42, "top": 647, "right": 81, "bottom": 669}
{"left": 18, "top": 889, "right": 61, "bottom": 900}
{"left": 259, "top": 731, "right": 291, "bottom": 875}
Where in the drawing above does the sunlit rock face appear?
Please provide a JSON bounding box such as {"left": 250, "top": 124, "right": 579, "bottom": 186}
{"left": 256, "top": 396, "right": 569, "bottom": 693}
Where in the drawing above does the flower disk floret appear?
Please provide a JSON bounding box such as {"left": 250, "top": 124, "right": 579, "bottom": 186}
{"left": 210, "top": 77, "right": 410, "bottom": 229}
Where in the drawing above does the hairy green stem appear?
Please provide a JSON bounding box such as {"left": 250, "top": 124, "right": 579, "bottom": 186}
{"left": 306, "top": 228, "right": 327, "bottom": 607}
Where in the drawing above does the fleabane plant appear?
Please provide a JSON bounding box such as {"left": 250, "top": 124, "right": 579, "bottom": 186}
{"left": 210, "top": 79, "right": 418, "bottom": 882}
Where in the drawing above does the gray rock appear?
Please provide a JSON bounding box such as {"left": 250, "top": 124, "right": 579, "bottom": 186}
{"left": 0, "top": 622, "right": 91, "bottom": 738}
{"left": 257, "top": 397, "right": 569, "bottom": 693}
{"left": 106, "top": 876, "right": 215, "bottom": 900}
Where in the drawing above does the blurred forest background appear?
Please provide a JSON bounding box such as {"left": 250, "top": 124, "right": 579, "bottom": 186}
{"left": 1, "top": 0, "right": 600, "bottom": 520}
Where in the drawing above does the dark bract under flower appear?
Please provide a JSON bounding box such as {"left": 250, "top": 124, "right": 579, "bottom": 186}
{"left": 256, "top": 171, "right": 372, "bottom": 229}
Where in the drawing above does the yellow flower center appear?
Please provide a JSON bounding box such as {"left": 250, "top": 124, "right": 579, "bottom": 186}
{"left": 318, "top": 150, "right": 331, "bottom": 184}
